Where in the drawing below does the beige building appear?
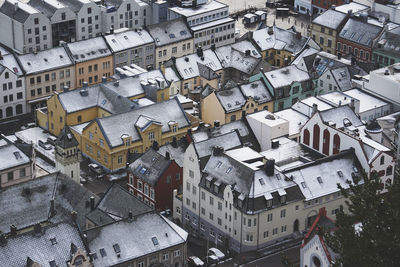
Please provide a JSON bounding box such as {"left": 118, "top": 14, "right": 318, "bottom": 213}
{"left": 18, "top": 47, "right": 75, "bottom": 112}
{"left": 64, "top": 37, "right": 113, "bottom": 88}
{"left": 201, "top": 79, "right": 274, "bottom": 125}
{"left": 311, "top": 9, "right": 348, "bottom": 55}
{"left": 148, "top": 18, "right": 194, "bottom": 68}
{"left": 0, "top": 139, "right": 32, "bottom": 188}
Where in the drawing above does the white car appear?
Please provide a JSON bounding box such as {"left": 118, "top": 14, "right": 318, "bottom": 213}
{"left": 187, "top": 256, "right": 204, "bottom": 266}
{"left": 208, "top": 248, "right": 225, "bottom": 261}
{"left": 88, "top": 163, "right": 103, "bottom": 176}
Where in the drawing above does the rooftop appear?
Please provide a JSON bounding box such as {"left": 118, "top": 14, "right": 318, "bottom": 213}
{"left": 264, "top": 65, "right": 310, "bottom": 88}
{"left": 28, "top": 0, "right": 65, "bottom": 18}
{"left": 104, "top": 29, "right": 154, "bottom": 53}
{"left": 319, "top": 105, "right": 363, "bottom": 128}
{"left": 193, "top": 130, "right": 242, "bottom": 159}
{"left": 344, "top": 88, "right": 390, "bottom": 113}
{"left": 0, "top": 0, "right": 39, "bottom": 23}
{"left": 274, "top": 108, "right": 309, "bottom": 136}
{"left": 93, "top": 97, "right": 191, "bottom": 148}
{"left": 312, "top": 9, "right": 347, "bottom": 29}
{"left": 338, "top": 18, "right": 382, "bottom": 47}
{"left": 0, "top": 139, "right": 30, "bottom": 171}
{"left": 0, "top": 53, "right": 23, "bottom": 76}
{"left": 18, "top": 47, "right": 72, "bottom": 75}
{"left": 86, "top": 212, "right": 187, "bottom": 266}
{"left": 65, "top": 37, "right": 112, "bottom": 63}
{"left": 335, "top": 2, "right": 369, "bottom": 15}
{"left": 216, "top": 87, "right": 246, "bottom": 113}
{"left": 147, "top": 18, "right": 192, "bottom": 47}
{"left": 169, "top": 0, "right": 227, "bottom": 17}
{"left": 370, "top": 62, "right": 400, "bottom": 83}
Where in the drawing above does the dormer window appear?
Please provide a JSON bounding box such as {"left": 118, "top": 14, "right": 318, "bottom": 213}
{"left": 280, "top": 195, "right": 286, "bottom": 204}
{"left": 214, "top": 180, "right": 221, "bottom": 193}
{"left": 125, "top": 138, "right": 130, "bottom": 146}
{"left": 267, "top": 199, "right": 273, "bottom": 208}
{"left": 206, "top": 176, "right": 213, "bottom": 188}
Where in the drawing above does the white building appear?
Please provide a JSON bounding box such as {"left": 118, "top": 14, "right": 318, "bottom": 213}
{"left": 99, "top": 0, "right": 150, "bottom": 33}
{"left": 103, "top": 28, "right": 154, "bottom": 69}
{"left": 246, "top": 111, "right": 289, "bottom": 151}
{"left": 168, "top": 0, "right": 235, "bottom": 50}
{"left": 294, "top": 0, "right": 312, "bottom": 15}
{"left": 0, "top": 0, "right": 51, "bottom": 53}
{"left": 0, "top": 52, "right": 26, "bottom": 119}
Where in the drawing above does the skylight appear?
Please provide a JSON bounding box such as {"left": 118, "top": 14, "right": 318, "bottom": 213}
{"left": 301, "top": 182, "right": 306, "bottom": 188}
{"left": 226, "top": 167, "right": 232, "bottom": 174}
{"left": 317, "top": 176, "right": 323, "bottom": 184}
{"left": 337, "top": 170, "right": 343, "bottom": 178}
{"left": 113, "top": 243, "right": 121, "bottom": 254}
{"left": 100, "top": 248, "right": 107, "bottom": 257}
{"left": 216, "top": 161, "right": 222, "bottom": 168}
{"left": 13, "top": 151, "right": 21, "bottom": 159}
{"left": 152, "top": 236, "right": 159, "bottom": 246}
{"left": 275, "top": 173, "right": 281, "bottom": 180}
{"left": 139, "top": 167, "right": 147, "bottom": 174}
{"left": 259, "top": 178, "right": 265, "bottom": 185}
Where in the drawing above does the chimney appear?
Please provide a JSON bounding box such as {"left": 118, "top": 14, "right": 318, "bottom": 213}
{"left": 152, "top": 140, "right": 159, "bottom": 151}
{"left": 114, "top": 81, "right": 119, "bottom": 87}
{"left": 350, "top": 99, "right": 355, "bottom": 111}
{"left": 211, "top": 44, "right": 216, "bottom": 51}
{"left": 102, "top": 76, "right": 107, "bottom": 83}
{"left": 196, "top": 47, "right": 203, "bottom": 58}
{"left": 63, "top": 86, "right": 69, "bottom": 93}
{"left": 165, "top": 151, "right": 170, "bottom": 160}
{"left": 213, "top": 146, "right": 224, "bottom": 156}
{"left": 337, "top": 53, "right": 342, "bottom": 60}
{"left": 171, "top": 136, "right": 177, "bottom": 148}
{"left": 71, "top": 210, "right": 77, "bottom": 222}
{"left": 82, "top": 81, "right": 88, "bottom": 88}
{"left": 110, "top": 26, "right": 114, "bottom": 34}
{"left": 10, "top": 225, "right": 17, "bottom": 236}
{"left": 347, "top": 9, "right": 353, "bottom": 16}
{"left": 128, "top": 210, "right": 133, "bottom": 220}
{"left": 33, "top": 223, "right": 42, "bottom": 234}
{"left": 214, "top": 120, "right": 220, "bottom": 128}
{"left": 245, "top": 50, "right": 251, "bottom": 57}
{"left": 265, "top": 159, "right": 275, "bottom": 176}
{"left": 90, "top": 196, "right": 95, "bottom": 211}
{"left": 268, "top": 26, "right": 273, "bottom": 35}
{"left": 296, "top": 32, "right": 301, "bottom": 39}
{"left": 271, "top": 139, "right": 279, "bottom": 149}
{"left": 50, "top": 199, "right": 55, "bottom": 217}
{"left": 312, "top": 103, "right": 318, "bottom": 116}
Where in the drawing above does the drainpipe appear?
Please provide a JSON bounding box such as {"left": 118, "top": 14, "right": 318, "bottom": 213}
{"left": 239, "top": 211, "right": 243, "bottom": 253}
{"left": 256, "top": 212, "right": 260, "bottom": 250}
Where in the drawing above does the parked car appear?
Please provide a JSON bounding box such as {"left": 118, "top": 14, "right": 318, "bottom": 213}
{"left": 46, "top": 136, "right": 57, "bottom": 146}
{"left": 204, "top": 255, "right": 219, "bottom": 265}
{"left": 38, "top": 140, "right": 52, "bottom": 150}
{"left": 80, "top": 176, "right": 88, "bottom": 184}
{"left": 187, "top": 256, "right": 204, "bottom": 267}
{"left": 88, "top": 163, "right": 103, "bottom": 177}
{"left": 208, "top": 248, "right": 225, "bottom": 261}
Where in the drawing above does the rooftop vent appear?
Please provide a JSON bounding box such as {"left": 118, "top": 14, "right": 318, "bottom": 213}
{"left": 265, "top": 114, "right": 275, "bottom": 120}
{"left": 80, "top": 89, "right": 88, "bottom": 96}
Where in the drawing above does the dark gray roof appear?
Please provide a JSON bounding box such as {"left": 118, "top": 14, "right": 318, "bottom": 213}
{"left": 339, "top": 18, "right": 382, "bottom": 47}
{"left": 100, "top": 183, "right": 152, "bottom": 218}
{"left": 129, "top": 148, "right": 172, "bottom": 187}
{"left": 193, "top": 131, "right": 242, "bottom": 160}
{"left": 312, "top": 9, "right": 347, "bottom": 30}
{"left": 28, "top": 0, "right": 59, "bottom": 18}
{"left": 375, "top": 26, "right": 400, "bottom": 57}
{"left": 94, "top": 97, "right": 191, "bottom": 148}
{"left": 60, "top": 0, "right": 85, "bottom": 13}
{"left": 55, "top": 126, "right": 79, "bottom": 149}
{"left": 157, "top": 138, "right": 188, "bottom": 168}
{"left": 147, "top": 18, "right": 192, "bottom": 47}
{"left": 0, "top": 173, "right": 98, "bottom": 234}
{"left": 0, "top": 0, "right": 37, "bottom": 23}
{"left": 319, "top": 105, "right": 363, "bottom": 128}
{"left": 85, "top": 212, "right": 188, "bottom": 266}
{"left": 0, "top": 222, "right": 86, "bottom": 267}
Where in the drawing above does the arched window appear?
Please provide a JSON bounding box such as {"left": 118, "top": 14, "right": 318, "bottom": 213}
{"left": 313, "top": 124, "right": 320, "bottom": 151}
{"left": 16, "top": 104, "right": 23, "bottom": 115}
{"left": 322, "top": 129, "right": 330, "bottom": 155}
{"left": 313, "top": 256, "right": 321, "bottom": 267}
{"left": 6, "top": 107, "right": 13, "bottom": 117}
{"left": 333, "top": 134, "right": 340, "bottom": 154}
{"left": 5, "top": 72, "right": 9, "bottom": 79}
{"left": 303, "top": 129, "right": 310, "bottom": 145}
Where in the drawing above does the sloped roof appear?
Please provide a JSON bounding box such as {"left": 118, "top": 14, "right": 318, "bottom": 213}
{"left": 104, "top": 29, "right": 154, "bottom": 53}
{"left": 55, "top": 126, "right": 79, "bottom": 149}
{"left": 0, "top": 139, "right": 30, "bottom": 171}
{"left": 0, "top": 0, "right": 38, "bottom": 23}
{"left": 339, "top": 18, "right": 382, "bottom": 47}
{"left": 65, "top": 37, "right": 112, "bottom": 63}
{"left": 129, "top": 148, "right": 172, "bottom": 187}
{"left": 319, "top": 105, "right": 363, "bottom": 128}
{"left": 193, "top": 131, "right": 242, "bottom": 159}
{"left": 147, "top": 18, "right": 192, "bottom": 47}
{"left": 312, "top": 9, "right": 347, "bottom": 29}
{"left": 265, "top": 65, "right": 310, "bottom": 89}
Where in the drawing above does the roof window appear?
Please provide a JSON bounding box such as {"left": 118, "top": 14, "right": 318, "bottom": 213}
{"left": 152, "top": 237, "right": 159, "bottom": 246}
{"left": 317, "top": 176, "right": 323, "bottom": 184}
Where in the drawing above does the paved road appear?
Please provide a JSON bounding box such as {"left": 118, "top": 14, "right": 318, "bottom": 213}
{"left": 242, "top": 246, "right": 300, "bottom": 267}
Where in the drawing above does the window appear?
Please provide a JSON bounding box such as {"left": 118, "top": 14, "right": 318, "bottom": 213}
{"left": 162, "top": 253, "right": 169, "bottom": 261}
{"left": 34, "top": 18, "right": 39, "bottom": 24}
{"left": 7, "top": 171, "right": 13, "bottom": 181}
{"left": 281, "top": 225, "right": 287, "bottom": 232}
{"left": 273, "top": 228, "right": 278, "bottom": 235}
{"left": 380, "top": 156, "right": 385, "bottom": 165}
{"left": 218, "top": 218, "right": 222, "bottom": 225}
{"left": 245, "top": 234, "right": 253, "bottom": 242}
{"left": 230, "top": 115, "right": 236, "bottom": 121}
{"left": 118, "top": 155, "right": 123, "bottom": 164}
{"left": 148, "top": 132, "right": 154, "bottom": 141}
{"left": 201, "top": 207, "right": 205, "bottom": 215}
{"left": 138, "top": 180, "right": 143, "bottom": 191}
{"left": 189, "top": 170, "right": 194, "bottom": 178}
{"left": 267, "top": 213, "right": 272, "bottom": 222}
{"left": 209, "top": 212, "right": 214, "bottom": 220}
{"left": 209, "top": 196, "right": 214, "bottom": 205}
{"left": 292, "top": 86, "right": 299, "bottom": 94}
{"left": 263, "top": 231, "right": 269, "bottom": 238}
{"left": 174, "top": 250, "right": 180, "bottom": 257}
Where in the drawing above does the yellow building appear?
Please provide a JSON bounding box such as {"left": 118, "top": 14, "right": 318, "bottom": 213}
{"left": 201, "top": 79, "right": 274, "bottom": 125}
{"left": 18, "top": 47, "right": 75, "bottom": 112}
{"left": 38, "top": 70, "right": 171, "bottom": 137}
{"left": 147, "top": 18, "right": 194, "bottom": 68}
{"left": 252, "top": 25, "right": 320, "bottom": 67}
{"left": 64, "top": 37, "right": 114, "bottom": 88}
{"left": 81, "top": 97, "right": 191, "bottom": 172}
{"left": 311, "top": 9, "right": 348, "bottom": 55}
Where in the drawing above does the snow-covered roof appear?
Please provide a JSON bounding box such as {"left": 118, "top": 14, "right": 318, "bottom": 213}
{"left": 284, "top": 152, "right": 363, "bottom": 201}
{"left": 65, "top": 37, "right": 112, "bottom": 63}
{"left": 275, "top": 108, "right": 309, "bottom": 136}
{"left": 240, "top": 79, "right": 273, "bottom": 104}
{"left": 215, "top": 40, "right": 261, "bottom": 74}
{"left": 0, "top": 140, "right": 30, "bottom": 171}
{"left": 312, "top": 9, "right": 347, "bottom": 29}
{"left": 0, "top": 222, "right": 85, "bottom": 267}
{"left": 319, "top": 105, "right": 363, "bottom": 128}
{"left": 148, "top": 18, "right": 192, "bottom": 47}
{"left": 28, "top": 0, "right": 66, "bottom": 18}
{"left": 164, "top": 67, "right": 180, "bottom": 82}
{"left": 194, "top": 131, "right": 242, "bottom": 159}
{"left": 301, "top": 97, "right": 334, "bottom": 111}
{"left": 265, "top": 65, "right": 310, "bottom": 88}
{"left": 18, "top": 47, "right": 72, "bottom": 75}
{"left": 0, "top": 0, "right": 39, "bottom": 23}
{"left": 225, "top": 147, "right": 263, "bottom": 163}
{"left": 318, "top": 91, "right": 355, "bottom": 107}
{"left": 93, "top": 97, "right": 190, "bottom": 148}
{"left": 104, "top": 29, "right": 154, "bottom": 53}
{"left": 175, "top": 49, "right": 222, "bottom": 80}
{"left": 344, "top": 88, "right": 390, "bottom": 113}
{"left": 86, "top": 212, "right": 187, "bottom": 266}
{"left": 339, "top": 18, "right": 382, "bottom": 47}
{"left": 0, "top": 54, "right": 23, "bottom": 76}
{"left": 335, "top": 2, "right": 369, "bottom": 15}
{"left": 169, "top": 0, "right": 227, "bottom": 17}
{"left": 216, "top": 87, "right": 246, "bottom": 113}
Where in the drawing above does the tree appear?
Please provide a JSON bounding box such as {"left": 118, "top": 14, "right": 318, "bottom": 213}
{"left": 324, "top": 170, "right": 400, "bottom": 267}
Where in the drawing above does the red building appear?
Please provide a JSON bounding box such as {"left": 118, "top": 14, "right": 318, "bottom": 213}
{"left": 127, "top": 148, "right": 182, "bottom": 211}
{"left": 312, "top": 0, "right": 346, "bottom": 14}
{"left": 336, "top": 18, "right": 383, "bottom": 63}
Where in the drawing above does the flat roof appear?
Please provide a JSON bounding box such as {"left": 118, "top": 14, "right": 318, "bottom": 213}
{"left": 169, "top": 0, "right": 227, "bottom": 17}
{"left": 344, "top": 88, "right": 390, "bottom": 113}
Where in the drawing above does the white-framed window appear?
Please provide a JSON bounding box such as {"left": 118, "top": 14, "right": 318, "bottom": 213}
{"left": 245, "top": 233, "right": 253, "bottom": 242}
{"left": 144, "top": 184, "right": 149, "bottom": 196}
{"left": 210, "top": 230, "right": 215, "bottom": 237}
{"left": 263, "top": 231, "right": 269, "bottom": 238}
{"left": 281, "top": 225, "right": 287, "bottom": 232}
{"left": 148, "top": 131, "right": 155, "bottom": 141}
{"left": 200, "top": 222, "right": 205, "bottom": 231}
{"left": 138, "top": 261, "right": 144, "bottom": 267}
{"left": 280, "top": 209, "right": 286, "bottom": 218}
{"left": 118, "top": 155, "right": 123, "bottom": 164}
{"left": 138, "top": 180, "right": 143, "bottom": 191}
{"left": 162, "top": 253, "right": 169, "bottom": 261}
{"left": 89, "top": 132, "right": 93, "bottom": 140}
{"left": 185, "top": 213, "right": 190, "bottom": 220}
{"left": 176, "top": 206, "right": 181, "bottom": 214}
{"left": 99, "top": 138, "right": 104, "bottom": 147}
{"left": 174, "top": 249, "right": 180, "bottom": 257}
{"left": 267, "top": 213, "right": 273, "bottom": 222}
{"left": 273, "top": 228, "right": 278, "bottom": 235}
